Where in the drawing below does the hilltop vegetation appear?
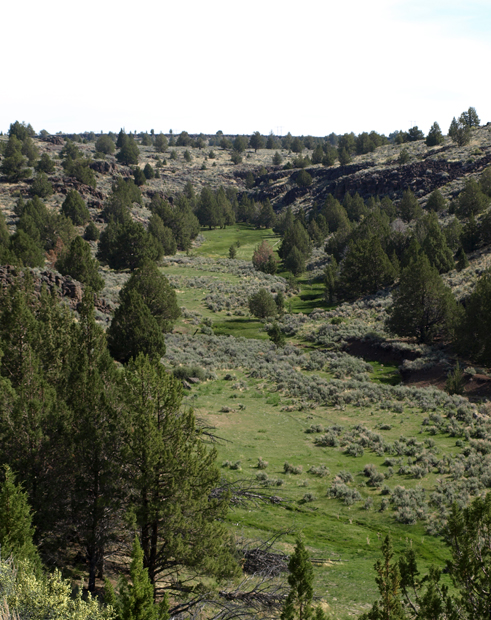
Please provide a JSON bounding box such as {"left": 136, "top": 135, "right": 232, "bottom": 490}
{"left": 2, "top": 113, "right": 491, "bottom": 618}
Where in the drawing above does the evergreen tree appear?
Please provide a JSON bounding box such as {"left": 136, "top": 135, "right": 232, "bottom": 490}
{"left": 386, "top": 253, "right": 456, "bottom": 343}
{"left": 0, "top": 465, "right": 41, "bottom": 571}
{"left": 9, "top": 230, "right": 45, "bottom": 267}
{"left": 113, "top": 537, "right": 169, "bottom": 620}
{"left": 273, "top": 151, "right": 283, "bottom": 165}
{"left": 122, "top": 260, "right": 180, "bottom": 332}
{"left": 249, "top": 131, "right": 265, "bottom": 152}
{"left": 85, "top": 221, "right": 100, "bottom": 241}
{"left": 66, "top": 294, "right": 124, "bottom": 591}
{"left": 148, "top": 214, "right": 177, "bottom": 256}
{"left": 107, "top": 289, "right": 166, "bottom": 364}
{"left": 455, "top": 246, "right": 469, "bottom": 271}
{"left": 448, "top": 116, "right": 471, "bottom": 146}
{"left": 426, "top": 189, "right": 446, "bottom": 212}
{"left": 398, "top": 189, "right": 422, "bottom": 223}
{"left": 61, "top": 189, "right": 90, "bottom": 225}
{"left": 455, "top": 269, "right": 491, "bottom": 364}
{"left": 461, "top": 107, "right": 480, "bottom": 128}
{"left": 321, "top": 196, "right": 350, "bottom": 232}
{"left": 279, "top": 220, "right": 310, "bottom": 261}
{"left": 338, "top": 236, "right": 396, "bottom": 300}
{"left": 359, "top": 536, "right": 406, "bottom": 620}
{"left": 154, "top": 133, "right": 168, "bottom": 153}
{"left": 120, "top": 354, "right": 239, "bottom": 587}
{"left": 55, "top": 236, "right": 105, "bottom": 292}
{"left": 95, "top": 135, "right": 115, "bottom": 155}
{"left": 97, "top": 219, "right": 162, "bottom": 271}
{"left": 324, "top": 257, "right": 338, "bottom": 304}
{"left": 456, "top": 179, "right": 489, "bottom": 218}
{"left": 248, "top": 288, "right": 277, "bottom": 318}
{"left": 197, "top": 186, "right": 221, "bottom": 229}
{"left": 338, "top": 147, "right": 351, "bottom": 165}
{"left": 425, "top": 122, "right": 444, "bottom": 147}
{"left": 30, "top": 172, "right": 53, "bottom": 198}
{"left": 143, "top": 163, "right": 155, "bottom": 179}
{"left": 284, "top": 246, "right": 306, "bottom": 276}
{"left": 21, "top": 137, "right": 39, "bottom": 166}
{"left": 35, "top": 152, "right": 55, "bottom": 174}
{"left": 281, "top": 538, "right": 314, "bottom": 620}
{"left": 421, "top": 212, "right": 454, "bottom": 273}
{"left": 1, "top": 135, "right": 31, "bottom": 182}
{"left": 116, "top": 137, "right": 140, "bottom": 165}
{"left": 133, "top": 167, "right": 146, "bottom": 186}
{"left": 480, "top": 166, "right": 491, "bottom": 197}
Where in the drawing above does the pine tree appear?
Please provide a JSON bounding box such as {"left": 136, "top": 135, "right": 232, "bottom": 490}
{"left": 121, "top": 354, "right": 239, "bottom": 588}
{"left": 66, "top": 293, "right": 123, "bottom": 591}
{"left": 457, "top": 179, "right": 489, "bottom": 218}
{"left": 284, "top": 246, "right": 306, "bottom": 275}
{"left": 281, "top": 538, "right": 314, "bottom": 620}
{"left": 359, "top": 536, "right": 406, "bottom": 620}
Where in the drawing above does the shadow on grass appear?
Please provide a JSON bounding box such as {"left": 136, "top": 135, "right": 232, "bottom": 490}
{"left": 213, "top": 317, "right": 269, "bottom": 339}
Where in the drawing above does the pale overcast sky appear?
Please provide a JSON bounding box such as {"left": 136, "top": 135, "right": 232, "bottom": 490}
{"left": 2, "top": 0, "right": 490, "bottom": 137}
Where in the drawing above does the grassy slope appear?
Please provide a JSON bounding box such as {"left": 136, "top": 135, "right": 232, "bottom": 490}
{"left": 170, "top": 227, "right": 454, "bottom": 618}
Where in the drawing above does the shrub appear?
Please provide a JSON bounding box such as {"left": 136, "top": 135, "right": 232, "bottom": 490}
{"left": 284, "top": 462, "right": 303, "bottom": 475}
{"left": 257, "top": 457, "right": 269, "bottom": 469}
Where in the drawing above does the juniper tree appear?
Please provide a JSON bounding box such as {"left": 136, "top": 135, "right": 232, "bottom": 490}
{"left": 61, "top": 189, "right": 90, "bottom": 225}
{"left": 455, "top": 269, "right": 491, "bottom": 364}
{"left": 35, "top": 152, "right": 55, "bottom": 174}
{"left": 148, "top": 214, "right": 177, "bottom": 256}
{"left": 55, "top": 236, "right": 105, "bottom": 292}
{"left": 386, "top": 253, "right": 456, "bottom": 344}
{"left": 398, "top": 189, "right": 422, "bottom": 223}
{"left": 0, "top": 465, "right": 41, "bottom": 572}
{"left": 95, "top": 134, "right": 115, "bottom": 155}
{"left": 425, "top": 122, "right": 444, "bottom": 147}
{"left": 248, "top": 288, "right": 277, "bottom": 318}
{"left": 106, "top": 537, "right": 169, "bottom": 620}
{"left": 107, "top": 289, "right": 166, "bottom": 364}
{"left": 1, "top": 135, "right": 31, "bottom": 182}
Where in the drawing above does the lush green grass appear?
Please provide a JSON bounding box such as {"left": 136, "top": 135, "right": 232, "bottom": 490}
{"left": 196, "top": 224, "right": 280, "bottom": 260}
{"left": 212, "top": 317, "right": 269, "bottom": 339}
{"left": 288, "top": 280, "right": 326, "bottom": 314}
{"left": 368, "top": 361, "right": 402, "bottom": 386}
{"left": 186, "top": 372, "right": 457, "bottom": 616}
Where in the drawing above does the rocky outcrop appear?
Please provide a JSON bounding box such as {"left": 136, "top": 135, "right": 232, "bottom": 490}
{"left": 89, "top": 160, "right": 116, "bottom": 175}
{"left": 0, "top": 265, "right": 112, "bottom": 314}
